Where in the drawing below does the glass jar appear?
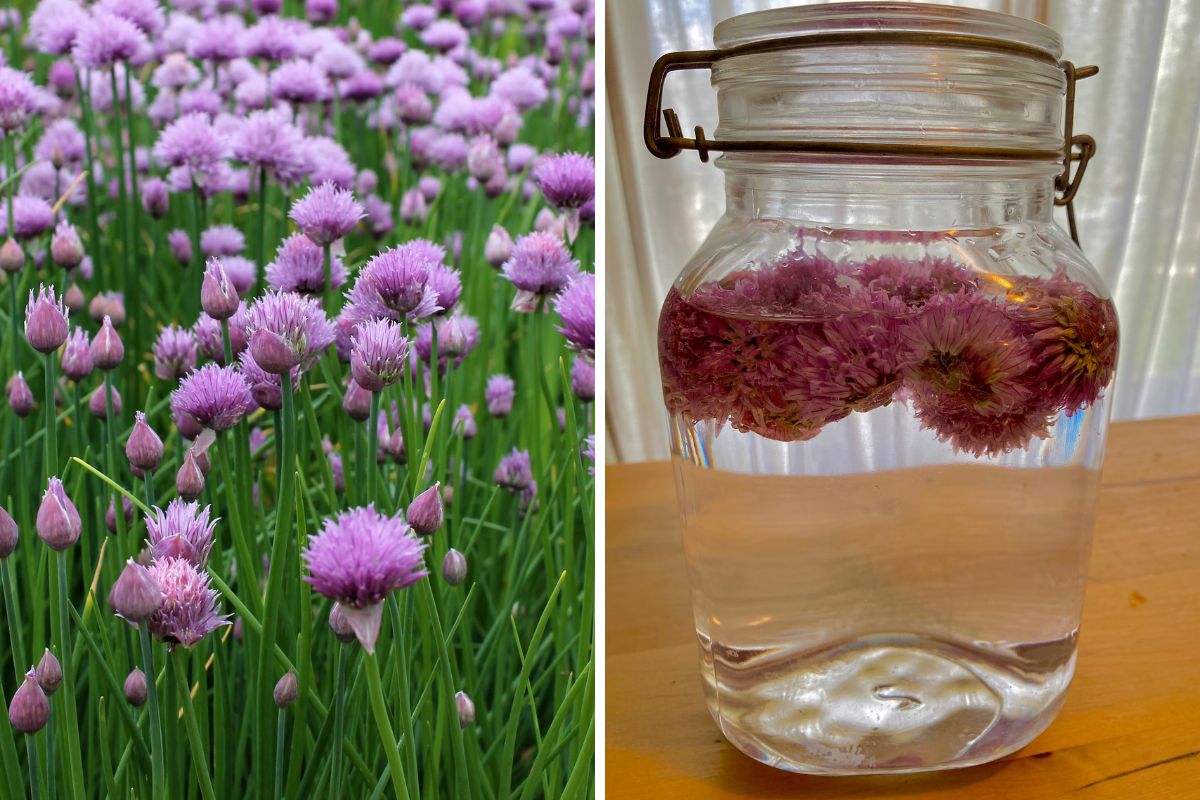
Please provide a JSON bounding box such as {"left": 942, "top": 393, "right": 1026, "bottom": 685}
{"left": 648, "top": 3, "right": 1117, "bottom": 775}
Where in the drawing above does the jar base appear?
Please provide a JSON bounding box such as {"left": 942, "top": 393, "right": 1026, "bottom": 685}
{"left": 702, "top": 632, "right": 1074, "bottom": 774}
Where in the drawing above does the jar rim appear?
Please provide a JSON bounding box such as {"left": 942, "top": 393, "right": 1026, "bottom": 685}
{"left": 713, "top": 2, "right": 1062, "bottom": 59}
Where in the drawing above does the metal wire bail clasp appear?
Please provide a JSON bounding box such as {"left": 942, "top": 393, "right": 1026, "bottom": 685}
{"left": 1055, "top": 63, "right": 1099, "bottom": 245}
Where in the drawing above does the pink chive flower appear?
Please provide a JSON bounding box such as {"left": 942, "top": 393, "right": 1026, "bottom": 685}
{"left": 230, "top": 109, "right": 312, "bottom": 187}
{"left": 153, "top": 324, "right": 198, "bottom": 381}
{"left": 200, "top": 225, "right": 245, "bottom": 258}
{"left": 0, "top": 67, "right": 38, "bottom": 132}
{"left": 856, "top": 256, "right": 980, "bottom": 308}
{"left": 288, "top": 182, "right": 364, "bottom": 247}
{"left": 554, "top": 272, "right": 594, "bottom": 355}
{"left": 29, "top": 0, "right": 89, "bottom": 56}
{"left": 171, "top": 363, "right": 253, "bottom": 432}
{"left": 344, "top": 242, "right": 444, "bottom": 323}
{"left": 494, "top": 448, "right": 532, "bottom": 491}
{"left": 5, "top": 196, "right": 55, "bottom": 240}
{"left": 485, "top": 374, "right": 514, "bottom": 417}
{"left": 350, "top": 318, "right": 410, "bottom": 392}
{"left": 154, "top": 113, "right": 229, "bottom": 181}
{"left": 71, "top": 11, "right": 147, "bottom": 69}
{"left": 146, "top": 557, "right": 230, "bottom": 648}
{"left": 500, "top": 230, "right": 580, "bottom": 312}
{"left": 270, "top": 59, "right": 331, "bottom": 105}
{"left": 244, "top": 290, "right": 336, "bottom": 374}
{"left": 265, "top": 233, "right": 347, "bottom": 295}
{"left": 534, "top": 152, "right": 594, "bottom": 212}
{"left": 302, "top": 505, "right": 428, "bottom": 652}
{"left": 145, "top": 499, "right": 217, "bottom": 568}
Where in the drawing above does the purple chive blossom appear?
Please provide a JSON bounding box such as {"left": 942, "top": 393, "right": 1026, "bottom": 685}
{"left": 485, "top": 374, "right": 514, "bottom": 417}
{"left": 583, "top": 435, "right": 595, "bottom": 475}
{"left": 400, "top": 4, "right": 436, "bottom": 30}
{"left": 399, "top": 188, "right": 427, "bottom": 224}
{"left": 188, "top": 15, "right": 245, "bottom": 63}
{"left": 221, "top": 256, "right": 259, "bottom": 297}
{"left": 534, "top": 152, "right": 594, "bottom": 212}
{"left": 0, "top": 67, "right": 38, "bottom": 132}
{"left": 96, "top": 0, "right": 164, "bottom": 35}
{"left": 230, "top": 110, "right": 312, "bottom": 187}
{"left": 500, "top": 230, "right": 580, "bottom": 312}
{"left": 142, "top": 178, "right": 170, "bottom": 218}
{"left": 5, "top": 196, "right": 55, "bottom": 240}
{"left": 368, "top": 37, "right": 406, "bottom": 65}
{"left": 237, "top": 349, "right": 298, "bottom": 412}
{"left": 29, "top": 0, "right": 89, "bottom": 56}
{"left": 245, "top": 290, "right": 336, "bottom": 373}
{"left": 152, "top": 53, "right": 200, "bottom": 90}
{"left": 61, "top": 328, "right": 94, "bottom": 381}
{"left": 289, "top": 182, "right": 364, "bottom": 247}
{"left": 146, "top": 557, "right": 230, "bottom": 648}
{"left": 426, "top": 263, "right": 463, "bottom": 314}
{"left": 492, "top": 65, "right": 548, "bottom": 111}
{"left": 306, "top": 137, "right": 356, "bottom": 189}
{"left": 243, "top": 15, "right": 301, "bottom": 62}
{"left": 350, "top": 318, "right": 410, "bottom": 392}
{"left": 314, "top": 42, "right": 363, "bottom": 80}
{"left": 494, "top": 448, "right": 533, "bottom": 491}
{"left": 25, "top": 285, "right": 70, "bottom": 353}
{"left": 265, "top": 233, "right": 347, "bottom": 295}
{"left": 428, "top": 133, "right": 468, "bottom": 172}
{"left": 302, "top": 505, "right": 428, "bottom": 652}
{"left": 36, "top": 119, "right": 87, "bottom": 166}
{"left": 153, "top": 112, "right": 229, "bottom": 180}
{"left": 171, "top": 363, "right": 253, "bottom": 432}
{"left": 421, "top": 19, "right": 468, "bottom": 52}
{"left": 145, "top": 499, "right": 217, "bottom": 568}
{"left": 571, "top": 356, "right": 594, "bottom": 402}
{"left": 153, "top": 325, "right": 198, "bottom": 381}
{"left": 453, "top": 405, "right": 476, "bottom": 439}
{"left": 344, "top": 242, "right": 443, "bottom": 323}
{"left": 418, "top": 176, "right": 441, "bottom": 202}
{"left": 554, "top": 272, "right": 594, "bottom": 355}
{"left": 270, "top": 59, "right": 331, "bottom": 105}
{"left": 71, "top": 12, "right": 148, "bottom": 69}
{"left": 200, "top": 225, "right": 246, "bottom": 258}
{"left": 306, "top": 0, "right": 337, "bottom": 24}
{"left": 362, "top": 195, "right": 394, "bottom": 238}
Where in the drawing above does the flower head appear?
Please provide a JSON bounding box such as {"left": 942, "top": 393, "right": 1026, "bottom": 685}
{"left": 91, "top": 314, "right": 125, "bottom": 369}
{"left": 153, "top": 324, "right": 197, "bottom": 381}
{"left": 200, "top": 224, "right": 245, "bottom": 258}
{"left": 7, "top": 372, "right": 34, "bottom": 417}
{"left": 501, "top": 230, "right": 579, "bottom": 312}
{"left": 288, "top": 182, "right": 364, "bottom": 247}
{"left": 485, "top": 374, "right": 514, "bottom": 417}
{"left": 494, "top": 448, "right": 532, "bottom": 491}
{"left": 5, "top": 196, "right": 55, "bottom": 240}
{"left": 0, "top": 67, "right": 38, "bottom": 132}
{"left": 270, "top": 59, "right": 331, "bottom": 105}
{"left": 201, "top": 257, "right": 241, "bottom": 320}
{"left": 350, "top": 318, "right": 410, "bottom": 392}
{"left": 344, "top": 242, "right": 443, "bottom": 323}
{"left": 265, "top": 232, "right": 347, "bottom": 295}
{"left": 125, "top": 411, "right": 164, "bottom": 471}
{"left": 72, "top": 12, "right": 148, "bottom": 69}
{"left": 302, "top": 505, "right": 428, "bottom": 651}
{"left": 230, "top": 109, "right": 312, "bottom": 186}
{"left": 171, "top": 363, "right": 253, "bottom": 432}
{"left": 145, "top": 499, "right": 216, "bottom": 568}
{"left": 50, "top": 220, "right": 85, "bottom": 270}
{"left": 147, "top": 557, "right": 229, "bottom": 648}
{"left": 154, "top": 112, "right": 229, "bottom": 178}
{"left": 554, "top": 272, "right": 594, "bottom": 355}
{"left": 534, "top": 152, "right": 594, "bottom": 212}
{"left": 237, "top": 348, "right": 298, "bottom": 411}
{"left": 30, "top": 0, "right": 89, "bottom": 55}
{"left": 245, "top": 290, "right": 336, "bottom": 373}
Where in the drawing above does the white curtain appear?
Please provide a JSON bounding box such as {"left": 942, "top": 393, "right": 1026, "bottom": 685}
{"left": 605, "top": 0, "right": 1200, "bottom": 462}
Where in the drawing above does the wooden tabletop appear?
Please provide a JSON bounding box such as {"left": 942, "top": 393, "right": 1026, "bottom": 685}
{"left": 606, "top": 416, "right": 1200, "bottom": 799}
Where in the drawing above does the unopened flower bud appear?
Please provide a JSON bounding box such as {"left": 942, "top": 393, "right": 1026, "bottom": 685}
{"left": 201, "top": 258, "right": 240, "bottom": 320}
{"left": 407, "top": 483, "right": 443, "bottom": 535}
{"left": 25, "top": 286, "right": 69, "bottom": 353}
{"left": 36, "top": 477, "right": 81, "bottom": 551}
{"left": 63, "top": 283, "right": 85, "bottom": 313}
{"left": 484, "top": 225, "right": 512, "bottom": 268}
{"left": 328, "top": 603, "right": 356, "bottom": 644}
{"left": 8, "top": 669, "right": 50, "bottom": 734}
{"left": 50, "top": 221, "right": 84, "bottom": 270}
{"left": 90, "top": 383, "right": 121, "bottom": 419}
{"left": 35, "top": 649, "right": 62, "bottom": 695}
{"left": 105, "top": 496, "right": 134, "bottom": 533}
{"left": 342, "top": 379, "right": 372, "bottom": 421}
{"left": 109, "top": 559, "right": 163, "bottom": 623}
{"left": 61, "top": 331, "right": 94, "bottom": 381}
{"left": 125, "top": 412, "right": 164, "bottom": 471}
{"left": 7, "top": 372, "right": 34, "bottom": 417}
{"left": 124, "top": 668, "right": 148, "bottom": 706}
{"left": 273, "top": 671, "right": 298, "bottom": 708}
{"left": 176, "top": 449, "right": 206, "bottom": 501}
{"left": 441, "top": 548, "right": 467, "bottom": 586}
{"left": 455, "top": 690, "right": 475, "bottom": 729}
{"left": 91, "top": 315, "right": 124, "bottom": 370}
{"left": 249, "top": 328, "right": 299, "bottom": 375}
{"left": 168, "top": 229, "right": 192, "bottom": 266}
{"left": 0, "top": 506, "right": 17, "bottom": 559}
{"left": 0, "top": 237, "right": 23, "bottom": 273}
{"left": 142, "top": 179, "right": 170, "bottom": 219}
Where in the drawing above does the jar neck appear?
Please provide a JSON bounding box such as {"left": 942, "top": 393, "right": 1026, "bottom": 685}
{"left": 720, "top": 156, "right": 1059, "bottom": 228}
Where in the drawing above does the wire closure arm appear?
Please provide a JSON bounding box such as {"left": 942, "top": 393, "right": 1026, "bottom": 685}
{"left": 643, "top": 31, "right": 1099, "bottom": 245}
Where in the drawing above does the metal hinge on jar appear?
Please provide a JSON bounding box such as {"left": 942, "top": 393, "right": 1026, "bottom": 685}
{"left": 643, "top": 31, "right": 1098, "bottom": 247}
